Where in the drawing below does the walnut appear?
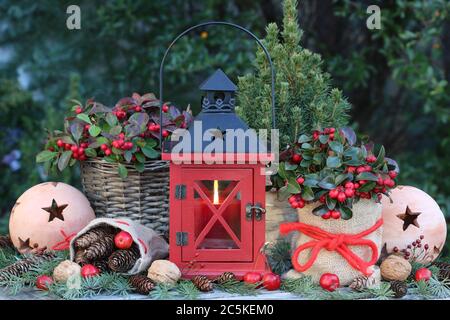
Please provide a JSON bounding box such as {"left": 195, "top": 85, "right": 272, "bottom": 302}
{"left": 147, "top": 260, "right": 181, "bottom": 285}
{"left": 380, "top": 255, "right": 412, "bottom": 281}
{"left": 53, "top": 260, "right": 81, "bottom": 283}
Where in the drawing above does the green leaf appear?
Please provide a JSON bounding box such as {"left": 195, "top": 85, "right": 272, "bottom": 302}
{"left": 284, "top": 162, "right": 298, "bottom": 171}
{"left": 58, "top": 151, "right": 72, "bottom": 171}
{"left": 76, "top": 114, "right": 92, "bottom": 124}
{"left": 298, "top": 134, "right": 311, "bottom": 143}
{"left": 326, "top": 156, "right": 342, "bottom": 168}
{"left": 110, "top": 126, "right": 122, "bottom": 136}
{"left": 329, "top": 141, "right": 344, "bottom": 154}
{"left": 36, "top": 150, "right": 57, "bottom": 163}
{"left": 340, "top": 207, "right": 353, "bottom": 220}
{"left": 318, "top": 176, "right": 336, "bottom": 190}
{"left": 301, "top": 186, "right": 314, "bottom": 201}
{"left": 356, "top": 172, "right": 378, "bottom": 181}
{"left": 312, "top": 205, "right": 329, "bottom": 216}
{"left": 124, "top": 151, "right": 133, "bottom": 163}
{"left": 319, "top": 135, "right": 329, "bottom": 144}
{"left": 141, "top": 145, "right": 159, "bottom": 159}
{"left": 135, "top": 162, "right": 145, "bottom": 173}
{"left": 278, "top": 162, "right": 287, "bottom": 179}
{"left": 300, "top": 159, "right": 311, "bottom": 168}
{"left": 105, "top": 113, "right": 118, "bottom": 127}
{"left": 335, "top": 173, "right": 350, "bottom": 186}
{"left": 84, "top": 148, "right": 97, "bottom": 158}
{"left": 70, "top": 123, "right": 84, "bottom": 142}
{"left": 312, "top": 153, "right": 323, "bottom": 165}
{"left": 277, "top": 186, "right": 291, "bottom": 201}
{"left": 286, "top": 179, "right": 301, "bottom": 194}
{"left": 301, "top": 143, "right": 313, "bottom": 150}
{"left": 89, "top": 125, "right": 101, "bottom": 137}
{"left": 145, "top": 139, "right": 157, "bottom": 148}
{"left": 303, "top": 178, "right": 319, "bottom": 187}
{"left": 135, "top": 153, "right": 146, "bottom": 163}
{"left": 326, "top": 196, "right": 337, "bottom": 210}
{"left": 357, "top": 181, "right": 376, "bottom": 192}
{"left": 112, "top": 147, "right": 122, "bottom": 155}
{"left": 118, "top": 164, "right": 128, "bottom": 179}
{"left": 374, "top": 145, "right": 385, "bottom": 167}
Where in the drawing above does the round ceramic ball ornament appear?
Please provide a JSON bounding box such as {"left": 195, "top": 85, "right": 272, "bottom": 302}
{"left": 9, "top": 182, "right": 95, "bottom": 253}
{"left": 381, "top": 186, "right": 446, "bottom": 263}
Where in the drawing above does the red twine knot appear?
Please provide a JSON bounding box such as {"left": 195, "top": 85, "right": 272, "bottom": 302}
{"left": 279, "top": 219, "right": 383, "bottom": 276}
{"left": 51, "top": 229, "right": 77, "bottom": 251}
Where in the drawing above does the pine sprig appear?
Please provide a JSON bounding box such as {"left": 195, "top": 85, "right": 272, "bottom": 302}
{"left": 216, "top": 279, "right": 261, "bottom": 296}
{"left": 176, "top": 280, "right": 201, "bottom": 300}
{"left": 150, "top": 283, "right": 175, "bottom": 300}
{"left": 266, "top": 240, "right": 292, "bottom": 275}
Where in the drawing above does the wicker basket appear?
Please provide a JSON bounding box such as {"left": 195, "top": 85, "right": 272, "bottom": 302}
{"left": 80, "top": 158, "right": 170, "bottom": 236}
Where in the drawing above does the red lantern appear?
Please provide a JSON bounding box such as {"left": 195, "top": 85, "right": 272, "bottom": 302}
{"left": 160, "top": 22, "right": 276, "bottom": 279}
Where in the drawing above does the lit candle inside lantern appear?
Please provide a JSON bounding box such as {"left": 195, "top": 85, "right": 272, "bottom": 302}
{"left": 213, "top": 180, "right": 219, "bottom": 205}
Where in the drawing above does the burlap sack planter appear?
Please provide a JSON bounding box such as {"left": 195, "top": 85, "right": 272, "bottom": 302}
{"left": 70, "top": 217, "right": 169, "bottom": 275}
{"left": 80, "top": 158, "right": 170, "bottom": 237}
{"left": 284, "top": 199, "right": 383, "bottom": 286}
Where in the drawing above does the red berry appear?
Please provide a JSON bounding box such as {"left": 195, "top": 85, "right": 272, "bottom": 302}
{"left": 329, "top": 189, "right": 339, "bottom": 199}
{"left": 353, "top": 183, "right": 360, "bottom": 189}
{"left": 337, "top": 193, "right": 347, "bottom": 203}
{"left": 262, "top": 273, "right": 281, "bottom": 291}
{"left": 84, "top": 124, "right": 90, "bottom": 131}
{"left": 359, "top": 180, "right": 367, "bottom": 185}
{"left": 344, "top": 182, "right": 354, "bottom": 189}
{"left": 104, "top": 149, "right": 112, "bottom": 156}
{"left": 347, "top": 166, "right": 356, "bottom": 173}
{"left": 101, "top": 144, "right": 108, "bottom": 151}
{"left": 71, "top": 145, "right": 78, "bottom": 153}
{"left": 322, "top": 212, "right": 331, "bottom": 220}
{"left": 415, "top": 268, "right": 432, "bottom": 282}
{"left": 79, "top": 154, "right": 87, "bottom": 161}
{"left": 114, "top": 231, "right": 134, "bottom": 249}
{"left": 135, "top": 106, "right": 142, "bottom": 112}
{"left": 77, "top": 147, "right": 85, "bottom": 155}
{"left": 319, "top": 195, "right": 326, "bottom": 203}
{"left": 75, "top": 106, "right": 82, "bottom": 114}
{"left": 291, "top": 154, "right": 302, "bottom": 164}
{"left": 288, "top": 195, "right": 297, "bottom": 203}
{"left": 57, "top": 139, "right": 64, "bottom": 148}
{"left": 331, "top": 210, "right": 341, "bottom": 219}
{"left": 296, "top": 177, "right": 305, "bottom": 184}
{"left": 297, "top": 200, "right": 306, "bottom": 209}
{"left": 329, "top": 133, "right": 334, "bottom": 140}
{"left": 356, "top": 166, "right": 366, "bottom": 174}
{"left": 388, "top": 171, "right": 397, "bottom": 179}
{"left": 291, "top": 201, "right": 299, "bottom": 209}
{"left": 329, "top": 128, "right": 336, "bottom": 133}
{"left": 36, "top": 275, "right": 53, "bottom": 291}
{"left": 162, "top": 130, "right": 170, "bottom": 138}
{"left": 243, "top": 272, "right": 262, "bottom": 284}
{"left": 364, "top": 165, "right": 372, "bottom": 172}
{"left": 420, "top": 235, "right": 424, "bottom": 240}
{"left": 366, "top": 155, "right": 376, "bottom": 163}
{"left": 64, "top": 143, "right": 72, "bottom": 151}
{"left": 344, "top": 188, "right": 354, "bottom": 198}
{"left": 319, "top": 273, "right": 340, "bottom": 292}
{"left": 162, "top": 104, "right": 169, "bottom": 113}
{"left": 377, "top": 194, "right": 383, "bottom": 201}
{"left": 81, "top": 264, "right": 100, "bottom": 278}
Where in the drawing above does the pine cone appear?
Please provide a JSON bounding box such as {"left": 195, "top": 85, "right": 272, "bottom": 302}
{"left": 74, "top": 226, "right": 115, "bottom": 249}
{"left": 214, "top": 272, "right": 236, "bottom": 284}
{"left": 192, "top": 275, "right": 213, "bottom": 292}
{"left": 92, "top": 260, "right": 110, "bottom": 273}
{"left": 349, "top": 275, "right": 368, "bottom": 291}
{"left": 0, "top": 251, "right": 55, "bottom": 282}
{"left": 0, "top": 235, "right": 13, "bottom": 250}
{"left": 84, "top": 234, "right": 115, "bottom": 261}
{"left": 128, "top": 275, "right": 155, "bottom": 295}
{"left": 108, "top": 246, "right": 140, "bottom": 273}
{"left": 74, "top": 249, "right": 87, "bottom": 265}
{"left": 390, "top": 281, "right": 407, "bottom": 298}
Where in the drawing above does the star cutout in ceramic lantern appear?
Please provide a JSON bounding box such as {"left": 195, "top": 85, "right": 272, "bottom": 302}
{"left": 397, "top": 206, "right": 421, "bottom": 231}
{"left": 18, "top": 237, "right": 33, "bottom": 251}
{"left": 41, "top": 199, "right": 68, "bottom": 222}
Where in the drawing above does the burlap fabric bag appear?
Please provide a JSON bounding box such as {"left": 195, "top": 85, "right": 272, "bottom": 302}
{"left": 70, "top": 217, "right": 169, "bottom": 275}
{"left": 285, "top": 199, "right": 382, "bottom": 286}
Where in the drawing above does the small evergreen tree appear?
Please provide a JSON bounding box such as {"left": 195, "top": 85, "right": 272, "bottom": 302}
{"left": 237, "top": 0, "right": 351, "bottom": 147}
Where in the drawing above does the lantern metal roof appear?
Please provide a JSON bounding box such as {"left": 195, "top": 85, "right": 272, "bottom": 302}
{"left": 199, "top": 69, "right": 238, "bottom": 92}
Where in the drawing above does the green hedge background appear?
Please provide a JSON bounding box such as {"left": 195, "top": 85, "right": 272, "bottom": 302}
{"left": 0, "top": 1, "right": 449, "bottom": 255}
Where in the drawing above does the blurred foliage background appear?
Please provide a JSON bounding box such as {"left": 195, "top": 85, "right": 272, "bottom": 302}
{"left": 0, "top": 0, "right": 449, "bottom": 254}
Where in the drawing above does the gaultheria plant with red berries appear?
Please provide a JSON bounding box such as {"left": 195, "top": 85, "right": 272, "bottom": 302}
{"left": 36, "top": 93, "right": 192, "bottom": 178}
{"left": 278, "top": 127, "right": 399, "bottom": 220}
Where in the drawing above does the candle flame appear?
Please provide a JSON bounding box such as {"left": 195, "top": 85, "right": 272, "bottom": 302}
{"left": 213, "top": 180, "right": 219, "bottom": 205}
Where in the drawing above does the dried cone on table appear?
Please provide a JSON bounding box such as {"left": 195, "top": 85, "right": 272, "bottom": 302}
{"left": 192, "top": 275, "right": 213, "bottom": 292}
{"left": 92, "top": 260, "right": 110, "bottom": 273}
{"left": 214, "top": 272, "right": 236, "bottom": 284}
{"left": 128, "top": 275, "right": 155, "bottom": 295}
{"left": 0, "top": 252, "right": 55, "bottom": 281}
{"left": 74, "top": 249, "right": 87, "bottom": 265}
{"left": 390, "top": 281, "right": 408, "bottom": 298}
{"left": 349, "top": 275, "right": 370, "bottom": 291}
{"left": 84, "top": 234, "right": 115, "bottom": 261}
{"left": 74, "top": 226, "right": 115, "bottom": 249}
{"left": 108, "top": 245, "right": 140, "bottom": 273}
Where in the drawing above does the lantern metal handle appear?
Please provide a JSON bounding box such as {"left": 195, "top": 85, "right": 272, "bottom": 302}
{"left": 159, "top": 21, "right": 277, "bottom": 145}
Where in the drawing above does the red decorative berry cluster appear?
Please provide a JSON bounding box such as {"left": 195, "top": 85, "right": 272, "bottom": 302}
{"left": 279, "top": 127, "right": 398, "bottom": 220}
{"left": 37, "top": 93, "right": 192, "bottom": 178}
{"left": 392, "top": 235, "right": 434, "bottom": 262}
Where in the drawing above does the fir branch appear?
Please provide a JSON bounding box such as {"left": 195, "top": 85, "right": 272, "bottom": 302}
{"left": 216, "top": 279, "right": 261, "bottom": 296}
{"left": 0, "top": 248, "right": 20, "bottom": 269}
{"left": 176, "top": 280, "right": 200, "bottom": 300}
{"left": 149, "top": 283, "right": 175, "bottom": 300}
{"left": 266, "top": 240, "right": 292, "bottom": 275}
{"left": 361, "top": 282, "right": 395, "bottom": 300}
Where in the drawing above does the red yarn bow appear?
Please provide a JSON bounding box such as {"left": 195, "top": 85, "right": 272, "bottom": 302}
{"left": 279, "top": 219, "right": 383, "bottom": 276}
{"left": 51, "top": 229, "right": 77, "bottom": 251}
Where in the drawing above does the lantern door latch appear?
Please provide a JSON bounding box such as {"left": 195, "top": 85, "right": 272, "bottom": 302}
{"left": 176, "top": 232, "right": 188, "bottom": 246}
{"left": 246, "top": 203, "right": 266, "bottom": 221}
{"left": 175, "top": 184, "right": 186, "bottom": 199}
